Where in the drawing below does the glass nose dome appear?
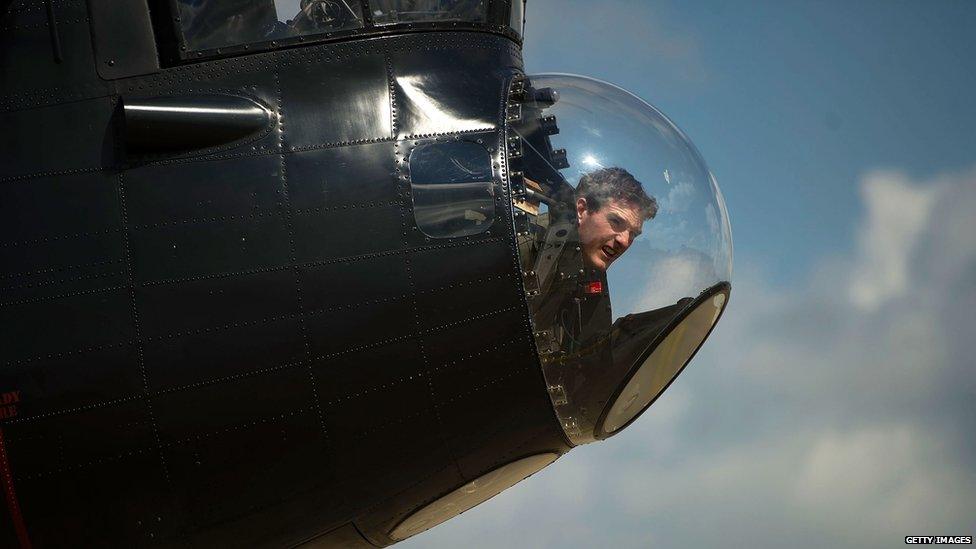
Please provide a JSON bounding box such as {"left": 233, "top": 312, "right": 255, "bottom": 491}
{"left": 506, "top": 74, "right": 733, "bottom": 445}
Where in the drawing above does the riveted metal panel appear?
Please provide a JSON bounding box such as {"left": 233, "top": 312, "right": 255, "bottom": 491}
{"left": 279, "top": 55, "right": 392, "bottom": 148}
{"left": 124, "top": 155, "right": 285, "bottom": 227}
{"left": 0, "top": 97, "right": 118, "bottom": 179}
{"left": 0, "top": 0, "right": 109, "bottom": 102}
{"left": 1, "top": 288, "right": 133, "bottom": 364}
{"left": 388, "top": 47, "right": 507, "bottom": 138}
{"left": 88, "top": 0, "right": 160, "bottom": 79}
{"left": 135, "top": 268, "right": 298, "bottom": 339}
{"left": 2, "top": 346, "right": 141, "bottom": 421}
{"left": 141, "top": 316, "right": 306, "bottom": 390}
{"left": 286, "top": 141, "right": 399, "bottom": 211}
{"left": 163, "top": 411, "right": 332, "bottom": 546}
{"left": 127, "top": 212, "right": 292, "bottom": 283}
{"left": 14, "top": 453, "right": 182, "bottom": 546}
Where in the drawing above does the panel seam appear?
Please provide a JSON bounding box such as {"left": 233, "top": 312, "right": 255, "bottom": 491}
{"left": 117, "top": 170, "right": 183, "bottom": 538}
{"left": 274, "top": 68, "right": 329, "bottom": 443}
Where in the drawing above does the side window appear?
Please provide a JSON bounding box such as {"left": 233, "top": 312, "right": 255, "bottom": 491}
{"left": 175, "top": 0, "right": 365, "bottom": 52}
{"left": 409, "top": 141, "right": 495, "bottom": 238}
{"left": 370, "top": 0, "right": 486, "bottom": 25}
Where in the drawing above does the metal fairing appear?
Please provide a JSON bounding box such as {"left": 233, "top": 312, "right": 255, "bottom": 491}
{"left": 0, "top": 1, "right": 567, "bottom": 547}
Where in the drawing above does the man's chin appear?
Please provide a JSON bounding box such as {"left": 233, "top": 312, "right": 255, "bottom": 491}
{"left": 584, "top": 254, "right": 609, "bottom": 272}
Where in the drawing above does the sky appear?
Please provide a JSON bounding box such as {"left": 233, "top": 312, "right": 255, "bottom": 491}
{"left": 401, "top": 1, "right": 976, "bottom": 547}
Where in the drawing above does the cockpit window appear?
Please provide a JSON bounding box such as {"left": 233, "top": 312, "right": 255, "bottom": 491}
{"left": 506, "top": 74, "right": 733, "bottom": 445}
{"left": 175, "top": 0, "right": 365, "bottom": 52}
{"left": 370, "top": 0, "right": 486, "bottom": 25}
{"left": 408, "top": 140, "right": 495, "bottom": 238}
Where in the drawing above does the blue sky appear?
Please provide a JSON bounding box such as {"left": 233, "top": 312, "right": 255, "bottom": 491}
{"left": 401, "top": 1, "right": 976, "bottom": 547}
{"left": 522, "top": 0, "right": 976, "bottom": 284}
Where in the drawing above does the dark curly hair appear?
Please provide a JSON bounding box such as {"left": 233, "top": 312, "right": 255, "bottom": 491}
{"left": 575, "top": 167, "right": 658, "bottom": 220}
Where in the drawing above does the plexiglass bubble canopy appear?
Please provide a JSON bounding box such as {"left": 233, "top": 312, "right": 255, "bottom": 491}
{"left": 506, "top": 74, "right": 732, "bottom": 445}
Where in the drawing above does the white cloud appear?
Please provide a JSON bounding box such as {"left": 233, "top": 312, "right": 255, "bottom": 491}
{"left": 848, "top": 171, "right": 940, "bottom": 311}
{"left": 632, "top": 251, "right": 712, "bottom": 313}
{"left": 662, "top": 180, "right": 696, "bottom": 213}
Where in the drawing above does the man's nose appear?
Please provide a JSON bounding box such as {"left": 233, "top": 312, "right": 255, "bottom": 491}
{"left": 614, "top": 232, "right": 630, "bottom": 249}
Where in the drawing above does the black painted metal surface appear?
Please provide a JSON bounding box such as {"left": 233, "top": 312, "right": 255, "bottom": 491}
{"left": 88, "top": 0, "right": 160, "bottom": 79}
{"left": 0, "top": 1, "right": 568, "bottom": 546}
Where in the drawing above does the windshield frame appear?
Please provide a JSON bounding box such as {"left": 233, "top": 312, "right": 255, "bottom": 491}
{"left": 161, "top": 0, "right": 524, "bottom": 64}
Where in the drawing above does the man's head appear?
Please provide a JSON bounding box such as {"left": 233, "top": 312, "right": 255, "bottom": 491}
{"left": 575, "top": 167, "right": 658, "bottom": 271}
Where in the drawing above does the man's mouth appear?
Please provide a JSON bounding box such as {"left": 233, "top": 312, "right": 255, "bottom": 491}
{"left": 601, "top": 245, "right": 618, "bottom": 260}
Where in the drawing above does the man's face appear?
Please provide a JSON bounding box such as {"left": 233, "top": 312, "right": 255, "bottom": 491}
{"left": 576, "top": 197, "right": 645, "bottom": 271}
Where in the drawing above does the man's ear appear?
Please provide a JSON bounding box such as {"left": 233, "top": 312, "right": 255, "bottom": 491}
{"left": 576, "top": 197, "right": 587, "bottom": 221}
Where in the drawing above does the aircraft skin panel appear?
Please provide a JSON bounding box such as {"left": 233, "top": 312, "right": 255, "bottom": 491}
{"left": 0, "top": 1, "right": 569, "bottom": 545}
{"left": 390, "top": 47, "right": 511, "bottom": 139}
{"left": 0, "top": 0, "right": 108, "bottom": 104}
{"left": 293, "top": 204, "right": 408, "bottom": 262}
{"left": 0, "top": 97, "right": 117, "bottom": 180}
{"left": 279, "top": 54, "right": 393, "bottom": 147}
{"left": 285, "top": 141, "right": 401, "bottom": 212}
{"left": 1, "top": 346, "right": 142, "bottom": 422}
{"left": 2, "top": 288, "right": 135, "bottom": 364}
{"left": 122, "top": 153, "right": 286, "bottom": 228}
{"left": 134, "top": 269, "right": 302, "bottom": 341}
{"left": 129, "top": 203, "right": 295, "bottom": 282}
{"left": 0, "top": 169, "right": 120, "bottom": 241}
{"left": 0, "top": 256, "right": 125, "bottom": 310}
{"left": 299, "top": 252, "right": 412, "bottom": 313}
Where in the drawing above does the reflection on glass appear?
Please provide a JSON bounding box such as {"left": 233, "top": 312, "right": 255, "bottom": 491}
{"left": 410, "top": 140, "right": 495, "bottom": 238}
{"left": 509, "top": 0, "right": 525, "bottom": 36}
{"left": 371, "top": 0, "right": 486, "bottom": 25}
{"left": 176, "top": 0, "right": 364, "bottom": 52}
